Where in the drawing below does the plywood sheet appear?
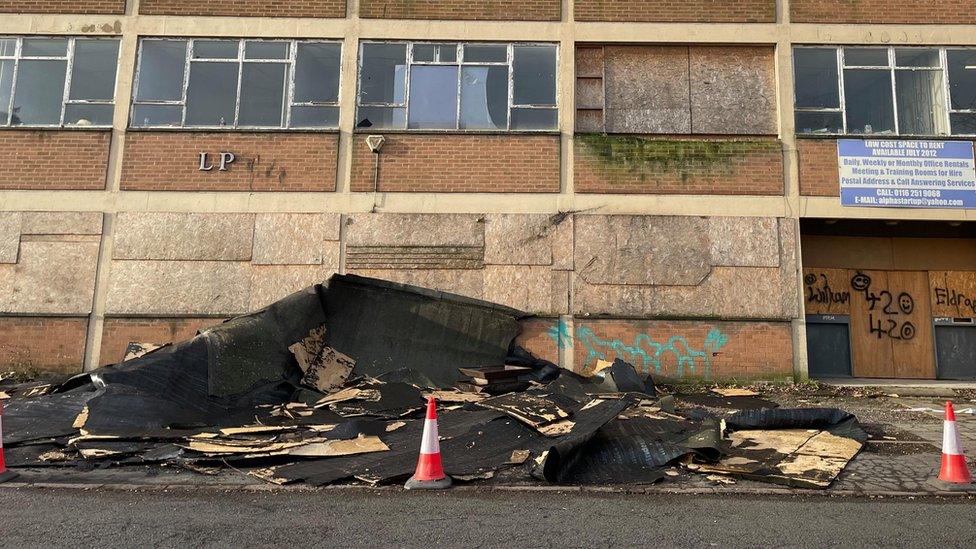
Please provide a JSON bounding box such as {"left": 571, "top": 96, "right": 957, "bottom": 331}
{"left": 848, "top": 270, "right": 934, "bottom": 379}
{"left": 849, "top": 270, "right": 894, "bottom": 378}
{"left": 929, "top": 271, "right": 976, "bottom": 318}
{"left": 888, "top": 271, "right": 935, "bottom": 379}
{"left": 802, "top": 268, "right": 853, "bottom": 315}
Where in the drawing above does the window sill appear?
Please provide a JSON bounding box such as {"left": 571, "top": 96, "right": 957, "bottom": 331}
{"left": 125, "top": 127, "right": 340, "bottom": 134}
{"left": 0, "top": 126, "right": 113, "bottom": 132}
{"left": 796, "top": 133, "right": 976, "bottom": 141}
{"left": 351, "top": 128, "right": 560, "bottom": 136}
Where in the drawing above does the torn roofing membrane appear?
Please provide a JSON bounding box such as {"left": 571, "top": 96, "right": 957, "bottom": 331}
{"left": 1, "top": 274, "right": 867, "bottom": 490}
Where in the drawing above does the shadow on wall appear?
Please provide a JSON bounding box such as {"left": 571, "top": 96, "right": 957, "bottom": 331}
{"left": 546, "top": 319, "right": 729, "bottom": 379}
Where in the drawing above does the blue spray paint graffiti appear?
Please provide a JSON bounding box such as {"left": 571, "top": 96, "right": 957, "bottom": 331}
{"left": 547, "top": 319, "right": 729, "bottom": 378}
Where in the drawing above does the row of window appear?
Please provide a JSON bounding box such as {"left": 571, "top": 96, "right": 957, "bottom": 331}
{"left": 4, "top": 37, "right": 976, "bottom": 137}
{"left": 1, "top": 37, "right": 560, "bottom": 132}
{"left": 794, "top": 46, "right": 976, "bottom": 136}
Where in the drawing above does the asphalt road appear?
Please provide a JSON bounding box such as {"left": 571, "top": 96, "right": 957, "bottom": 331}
{"left": 1, "top": 487, "right": 974, "bottom": 548}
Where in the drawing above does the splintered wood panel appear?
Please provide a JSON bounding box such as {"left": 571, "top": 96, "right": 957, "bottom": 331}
{"left": 849, "top": 270, "right": 894, "bottom": 378}
{"left": 803, "top": 268, "right": 853, "bottom": 315}
{"left": 928, "top": 271, "right": 976, "bottom": 318}
{"left": 887, "top": 271, "right": 935, "bottom": 379}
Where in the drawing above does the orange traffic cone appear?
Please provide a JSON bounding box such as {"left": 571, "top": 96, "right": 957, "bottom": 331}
{"left": 938, "top": 401, "right": 972, "bottom": 484}
{"left": 405, "top": 397, "right": 451, "bottom": 490}
{"left": 0, "top": 400, "right": 18, "bottom": 483}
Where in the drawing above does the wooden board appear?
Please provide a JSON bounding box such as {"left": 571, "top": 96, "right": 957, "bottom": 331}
{"left": 928, "top": 271, "right": 976, "bottom": 319}
{"left": 848, "top": 270, "right": 935, "bottom": 379}
{"left": 887, "top": 271, "right": 935, "bottom": 379}
{"left": 849, "top": 270, "right": 894, "bottom": 378}
{"left": 803, "top": 268, "right": 853, "bottom": 315}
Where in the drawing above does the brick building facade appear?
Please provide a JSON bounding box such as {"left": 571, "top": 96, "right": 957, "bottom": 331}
{"left": 1, "top": 1, "right": 974, "bottom": 381}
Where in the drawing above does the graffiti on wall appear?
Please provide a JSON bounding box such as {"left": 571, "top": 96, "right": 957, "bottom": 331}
{"left": 851, "top": 272, "right": 917, "bottom": 340}
{"left": 933, "top": 286, "right": 976, "bottom": 316}
{"left": 546, "top": 319, "right": 729, "bottom": 378}
{"left": 804, "top": 272, "right": 851, "bottom": 307}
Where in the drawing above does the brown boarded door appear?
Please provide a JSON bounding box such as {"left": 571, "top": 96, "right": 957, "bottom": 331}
{"left": 849, "top": 270, "right": 895, "bottom": 378}
{"left": 888, "top": 271, "right": 935, "bottom": 379}
{"left": 849, "top": 270, "right": 935, "bottom": 379}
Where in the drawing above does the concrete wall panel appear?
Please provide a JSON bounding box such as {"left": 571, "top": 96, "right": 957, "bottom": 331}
{"left": 575, "top": 215, "right": 711, "bottom": 286}
{"left": 253, "top": 213, "right": 341, "bottom": 265}
{"left": 708, "top": 216, "right": 780, "bottom": 267}
{"left": 114, "top": 213, "right": 254, "bottom": 261}
{"left": 106, "top": 261, "right": 251, "bottom": 316}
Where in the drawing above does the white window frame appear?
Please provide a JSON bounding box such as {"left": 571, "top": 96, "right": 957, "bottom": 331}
{"left": 0, "top": 36, "right": 120, "bottom": 128}
{"left": 793, "top": 45, "right": 975, "bottom": 137}
{"left": 130, "top": 38, "right": 342, "bottom": 130}
{"left": 355, "top": 41, "right": 559, "bottom": 132}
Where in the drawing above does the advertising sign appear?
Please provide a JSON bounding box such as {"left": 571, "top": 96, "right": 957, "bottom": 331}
{"left": 837, "top": 139, "right": 976, "bottom": 209}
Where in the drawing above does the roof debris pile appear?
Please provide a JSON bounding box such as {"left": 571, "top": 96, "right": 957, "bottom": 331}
{"left": 2, "top": 275, "right": 866, "bottom": 489}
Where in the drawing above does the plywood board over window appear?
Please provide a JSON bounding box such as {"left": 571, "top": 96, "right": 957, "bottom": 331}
{"left": 575, "top": 45, "right": 776, "bottom": 135}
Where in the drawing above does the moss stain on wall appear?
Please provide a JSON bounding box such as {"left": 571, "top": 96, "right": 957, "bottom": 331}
{"left": 578, "top": 134, "right": 779, "bottom": 183}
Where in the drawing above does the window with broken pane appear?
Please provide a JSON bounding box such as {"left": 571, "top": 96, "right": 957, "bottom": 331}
{"left": 793, "top": 46, "right": 973, "bottom": 136}
{"left": 356, "top": 41, "right": 557, "bottom": 131}
{"left": 0, "top": 36, "right": 120, "bottom": 127}
{"left": 131, "top": 38, "right": 341, "bottom": 129}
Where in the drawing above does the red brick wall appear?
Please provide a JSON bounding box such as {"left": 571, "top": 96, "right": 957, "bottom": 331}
{"left": 0, "top": 317, "right": 88, "bottom": 374}
{"left": 350, "top": 134, "right": 560, "bottom": 193}
{"left": 0, "top": 130, "right": 110, "bottom": 190}
{"left": 575, "top": 0, "right": 774, "bottom": 22}
{"left": 797, "top": 139, "right": 839, "bottom": 197}
{"left": 0, "top": 0, "right": 125, "bottom": 13}
{"left": 791, "top": 0, "right": 976, "bottom": 24}
{"left": 99, "top": 317, "right": 227, "bottom": 366}
{"left": 139, "top": 0, "right": 345, "bottom": 17}
{"left": 575, "top": 136, "right": 784, "bottom": 195}
{"left": 121, "top": 132, "right": 338, "bottom": 192}
{"left": 359, "top": 0, "right": 559, "bottom": 20}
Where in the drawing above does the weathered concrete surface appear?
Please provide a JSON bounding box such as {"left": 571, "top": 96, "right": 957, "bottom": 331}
{"left": 348, "top": 268, "right": 485, "bottom": 299}
{"left": 106, "top": 261, "right": 251, "bottom": 315}
{"left": 0, "top": 240, "right": 100, "bottom": 314}
{"left": 249, "top": 263, "right": 337, "bottom": 310}
{"left": 483, "top": 265, "right": 565, "bottom": 314}
{"left": 689, "top": 46, "right": 777, "bottom": 135}
{"left": 778, "top": 217, "right": 800, "bottom": 318}
{"left": 21, "top": 212, "right": 103, "bottom": 235}
{"left": 485, "top": 214, "right": 572, "bottom": 265}
{"left": 575, "top": 215, "right": 711, "bottom": 286}
{"left": 574, "top": 266, "right": 791, "bottom": 318}
{"left": 0, "top": 212, "right": 21, "bottom": 264}
{"left": 252, "top": 213, "right": 341, "bottom": 265}
{"left": 604, "top": 46, "right": 691, "bottom": 134}
{"left": 709, "top": 216, "right": 780, "bottom": 267}
{"left": 114, "top": 213, "right": 254, "bottom": 261}
{"left": 345, "top": 213, "right": 484, "bottom": 247}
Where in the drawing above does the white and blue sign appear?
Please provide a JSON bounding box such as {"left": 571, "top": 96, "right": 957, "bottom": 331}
{"left": 837, "top": 139, "right": 976, "bottom": 209}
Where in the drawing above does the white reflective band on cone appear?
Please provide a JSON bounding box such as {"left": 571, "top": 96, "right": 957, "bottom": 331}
{"left": 943, "top": 420, "right": 962, "bottom": 456}
{"left": 419, "top": 418, "right": 440, "bottom": 455}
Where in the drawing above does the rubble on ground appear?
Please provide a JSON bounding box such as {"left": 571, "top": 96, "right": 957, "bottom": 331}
{"left": 1, "top": 274, "right": 867, "bottom": 489}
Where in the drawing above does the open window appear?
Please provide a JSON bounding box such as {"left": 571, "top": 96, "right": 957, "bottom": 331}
{"left": 356, "top": 42, "right": 557, "bottom": 131}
